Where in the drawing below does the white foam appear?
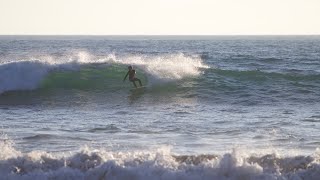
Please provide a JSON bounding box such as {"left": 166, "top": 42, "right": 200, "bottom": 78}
{"left": 111, "top": 53, "right": 210, "bottom": 84}
{"left": 0, "top": 134, "right": 21, "bottom": 160}
{"left": 0, "top": 144, "right": 319, "bottom": 180}
{"left": 0, "top": 60, "right": 50, "bottom": 94}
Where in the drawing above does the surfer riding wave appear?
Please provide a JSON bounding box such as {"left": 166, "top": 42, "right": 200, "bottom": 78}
{"left": 123, "top": 66, "right": 143, "bottom": 88}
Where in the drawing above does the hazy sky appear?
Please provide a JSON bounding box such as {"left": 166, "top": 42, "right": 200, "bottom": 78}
{"left": 1, "top": 0, "right": 319, "bottom": 35}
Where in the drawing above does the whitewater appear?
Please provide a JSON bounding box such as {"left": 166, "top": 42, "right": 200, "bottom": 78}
{"left": 0, "top": 36, "right": 320, "bottom": 180}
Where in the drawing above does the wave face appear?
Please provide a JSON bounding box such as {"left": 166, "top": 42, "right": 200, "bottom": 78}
{"left": 1, "top": 140, "right": 319, "bottom": 180}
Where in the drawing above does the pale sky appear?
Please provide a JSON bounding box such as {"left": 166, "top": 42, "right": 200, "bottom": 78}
{"left": 0, "top": 0, "right": 319, "bottom": 35}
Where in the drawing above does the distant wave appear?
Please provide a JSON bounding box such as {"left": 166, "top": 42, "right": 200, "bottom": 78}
{"left": 0, "top": 140, "right": 319, "bottom": 180}
{"left": 88, "top": 124, "right": 121, "bottom": 133}
{"left": 22, "top": 134, "right": 90, "bottom": 141}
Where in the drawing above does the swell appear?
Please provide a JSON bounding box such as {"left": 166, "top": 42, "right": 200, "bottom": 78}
{"left": 88, "top": 124, "right": 121, "bottom": 133}
{"left": 22, "top": 134, "right": 90, "bottom": 141}
{"left": 212, "top": 68, "right": 320, "bottom": 82}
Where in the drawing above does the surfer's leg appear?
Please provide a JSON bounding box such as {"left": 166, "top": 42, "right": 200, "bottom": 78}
{"left": 132, "top": 81, "right": 137, "bottom": 88}
{"left": 137, "top": 78, "right": 142, "bottom": 86}
{"left": 132, "top": 78, "right": 142, "bottom": 87}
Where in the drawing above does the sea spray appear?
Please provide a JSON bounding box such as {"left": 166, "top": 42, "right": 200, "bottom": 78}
{"left": 115, "top": 53, "right": 209, "bottom": 81}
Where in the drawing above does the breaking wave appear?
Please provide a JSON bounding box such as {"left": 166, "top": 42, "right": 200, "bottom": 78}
{"left": 0, "top": 140, "right": 319, "bottom": 180}
{"left": 0, "top": 52, "right": 208, "bottom": 94}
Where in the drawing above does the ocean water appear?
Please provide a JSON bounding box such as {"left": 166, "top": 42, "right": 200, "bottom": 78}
{"left": 0, "top": 36, "right": 320, "bottom": 180}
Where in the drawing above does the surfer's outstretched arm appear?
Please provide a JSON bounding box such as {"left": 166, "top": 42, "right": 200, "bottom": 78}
{"left": 123, "top": 71, "right": 129, "bottom": 82}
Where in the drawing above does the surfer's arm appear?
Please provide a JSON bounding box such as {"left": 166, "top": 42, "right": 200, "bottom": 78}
{"left": 123, "top": 71, "right": 129, "bottom": 82}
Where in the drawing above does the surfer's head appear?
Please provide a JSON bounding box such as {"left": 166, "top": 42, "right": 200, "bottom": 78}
{"left": 128, "top": 66, "right": 133, "bottom": 70}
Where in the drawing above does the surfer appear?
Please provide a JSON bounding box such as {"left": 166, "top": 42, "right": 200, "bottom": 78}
{"left": 123, "top": 65, "right": 143, "bottom": 88}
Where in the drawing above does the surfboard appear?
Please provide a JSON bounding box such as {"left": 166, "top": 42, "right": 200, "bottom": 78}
{"left": 136, "top": 86, "right": 146, "bottom": 89}
{"left": 130, "top": 86, "right": 146, "bottom": 92}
